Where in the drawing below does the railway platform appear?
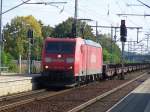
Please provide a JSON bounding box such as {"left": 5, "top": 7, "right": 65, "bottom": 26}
{"left": 0, "top": 74, "right": 41, "bottom": 97}
{"left": 108, "top": 78, "right": 150, "bottom": 112}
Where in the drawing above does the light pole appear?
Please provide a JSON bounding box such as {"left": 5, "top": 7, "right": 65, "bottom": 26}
{"left": 71, "top": 0, "right": 78, "bottom": 37}
{"left": 0, "top": 0, "right": 2, "bottom": 75}
{"left": 96, "top": 21, "right": 98, "bottom": 38}
{"left": 27, "top": 28, "right": 33, "bottom": 75}
{"left": 74, "top": 0, "right": 78, "bottom": 37}
{"left": 28, "top": 37, "right": 31, "bottom": 75}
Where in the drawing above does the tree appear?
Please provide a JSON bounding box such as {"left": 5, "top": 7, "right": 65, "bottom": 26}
{"left": 41, "top": 25, "right": 54, "bottom": 39}
{"left": 52, "top": 17, "right": 95, "bottom": 39}
{"left": 103, "top": 48, "right": 110, "bottom": 63}
{"left": 97, "top": 34, "right": 121, "bottom": 63}
{"left": 38, "top": 20, "right": 54, "bottom": 38}
{"left": 24, "top": 15, "right": 42, "bottom": 37}
{"left": 4, "top": 15, "right": 43, "bottom": 59}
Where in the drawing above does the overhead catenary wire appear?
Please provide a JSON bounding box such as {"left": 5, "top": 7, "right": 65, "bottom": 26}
{"left": 1, "top": 0, "right": 31, "bottom": 15}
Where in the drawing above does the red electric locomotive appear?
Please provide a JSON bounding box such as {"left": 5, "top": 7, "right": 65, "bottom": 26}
{"left": 41, "top": 37, "right": 103, "bottom": 87}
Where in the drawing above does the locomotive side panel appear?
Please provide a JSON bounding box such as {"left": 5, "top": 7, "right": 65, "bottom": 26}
{"left": 80, "top": 39, "right": 103, "bottom": 76}
{"left": 73, "top": 38, "right": 103, "bottom": 77}
{"left": 85, "top": 45, "right": 103, "bottom": 75}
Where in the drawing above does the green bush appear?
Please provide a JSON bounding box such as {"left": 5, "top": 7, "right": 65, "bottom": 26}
{"left": 8, "top": 63, "right": 18, "bottom": 72}
{"left": 2, "top": 51, "right": 18, "bottom": 72}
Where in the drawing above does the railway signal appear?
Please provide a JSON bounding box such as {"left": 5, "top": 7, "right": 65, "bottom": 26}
{"left": 120, "top": 20, "right": 127, "bottom": 80}
{"left": 120, "top": 20, "right": 127, "bottom": 42}
{"left": 27, "top": 29, "right": 33, "bottom": 39}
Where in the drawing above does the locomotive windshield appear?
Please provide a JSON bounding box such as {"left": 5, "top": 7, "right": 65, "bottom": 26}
{"left": 45, "top": 41, "right": 75, "bottom": 54}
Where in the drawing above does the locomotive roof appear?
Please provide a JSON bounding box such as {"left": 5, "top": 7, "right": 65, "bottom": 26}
{"left": 45, "top": 37, "right": 75, "bottom": 41}
{"left": 84, "top": 39, "right": 101, "bottom": 48}
{"left": 45, "top": 37, "right": 101, "bottom": 48}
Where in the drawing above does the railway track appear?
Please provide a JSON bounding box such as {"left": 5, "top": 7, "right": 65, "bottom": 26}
{"left": 0, "top": 70, "right": 148, "bottom": 112}
{"left": 0, "top": 89, "right": 46, "bottom": 102}
{"left": 0, "top": 82, "right": 89, "bottom": 111}
{"left": 0, "top": 88, "right": 74, "bottom": 111}
{"left": 68, "top": 72, "right": 149, "bottom": 112}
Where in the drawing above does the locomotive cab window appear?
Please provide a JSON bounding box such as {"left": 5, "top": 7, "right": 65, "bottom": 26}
{"left": 45, "top": 41, "right": 75, "bottom": 54}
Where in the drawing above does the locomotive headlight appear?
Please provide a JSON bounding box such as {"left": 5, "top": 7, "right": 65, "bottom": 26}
{"left": 66, "top": 58, "right": 74, "bottom": 63}
{"left": 45, "top": 65, "right": 49, "bottom": 69}
{"left": 45, "top": 57, "right": 52, "bottom": 63}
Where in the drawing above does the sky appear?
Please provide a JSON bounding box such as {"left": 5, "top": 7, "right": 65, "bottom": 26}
{"left": 2, "top": 0, "right": 150, "bottom": 53}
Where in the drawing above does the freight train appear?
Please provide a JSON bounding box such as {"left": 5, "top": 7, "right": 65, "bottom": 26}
{"left": 41, "top": 37, "right": 149, "bottom": 87}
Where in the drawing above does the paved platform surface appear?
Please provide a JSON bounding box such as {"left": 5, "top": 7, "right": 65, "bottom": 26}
{"left": 108, "top": 78, "right": 150, "bottom": 112}
{"left": 0, "top": 74, "right": 40, "bottom": 96}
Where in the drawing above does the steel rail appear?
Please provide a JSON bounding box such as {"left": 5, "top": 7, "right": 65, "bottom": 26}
{"left": 0, "top": 84, "right": 87, "bottom": 111}
{"left": 67, "top": 72, "right": 148, "bottom": 112}
{"left": 0, "top": 89, "right": 45, "bottom": 102}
